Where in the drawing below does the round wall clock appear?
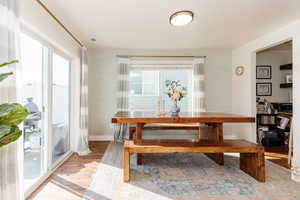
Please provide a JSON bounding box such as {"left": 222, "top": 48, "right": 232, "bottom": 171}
{"left": 235, "top": 66, "right": 245, "bottom": 76}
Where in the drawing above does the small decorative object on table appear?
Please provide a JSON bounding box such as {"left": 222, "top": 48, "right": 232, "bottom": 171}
{"left": 165, "top": 80, "right": 187, "bottom": 116}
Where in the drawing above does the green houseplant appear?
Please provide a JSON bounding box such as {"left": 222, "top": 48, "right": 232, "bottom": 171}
{"left": 0, "top": 60, "right": 29, "bottom": 147}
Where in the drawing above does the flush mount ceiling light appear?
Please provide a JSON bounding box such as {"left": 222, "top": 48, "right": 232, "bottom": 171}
{"left": 169, "top": 10, "right": 194, "bottom": 26}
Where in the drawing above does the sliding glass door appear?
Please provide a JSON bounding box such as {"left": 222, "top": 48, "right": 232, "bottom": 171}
{"left": 51, "top": 53, "right": 70, "bottom": 165}
{"left": 21, "top": 33, "right": 47, "bottom": 190}
{"left": 20, "top": 32, "right": 71, "bottom": 192}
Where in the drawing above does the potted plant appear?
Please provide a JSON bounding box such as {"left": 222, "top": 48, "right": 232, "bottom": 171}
{"left": 0, "top": 60, "right": 29, "bottom": 147}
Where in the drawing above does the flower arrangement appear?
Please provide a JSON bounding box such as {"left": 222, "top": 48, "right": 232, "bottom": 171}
{"left": 165, "top": 80, "right": 187, "bottom": 114}
{"left": 165, "top": 80, "right": 187, "bottom": 101}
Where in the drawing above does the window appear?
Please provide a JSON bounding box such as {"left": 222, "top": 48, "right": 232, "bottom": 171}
{"left": 129, "top": 70, "right": 159, "bottom": 96}
{"left": 129, "top": 65, "right": 193, "bottom": 111}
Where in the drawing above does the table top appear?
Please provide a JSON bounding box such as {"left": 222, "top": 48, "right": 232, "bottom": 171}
{"left": 112, "top": 111, "right": 255, "bottom": 124}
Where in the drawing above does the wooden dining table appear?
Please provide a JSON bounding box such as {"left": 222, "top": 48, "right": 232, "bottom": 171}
{"left": 112, "top": 111, "right": 256, "bottom": 165}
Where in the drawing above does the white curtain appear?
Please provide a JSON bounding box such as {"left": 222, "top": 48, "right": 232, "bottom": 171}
{"left": 75, "top": 47, "right": 91, "bottom": 155}
{"left": 114, "top": 58, "right": 130, "bottom": 142}
{"left": 193, "top": 58, "right": 206, "bottom": 112}
{"left": 0, "top": 0, "right": 23, "bottom": 199}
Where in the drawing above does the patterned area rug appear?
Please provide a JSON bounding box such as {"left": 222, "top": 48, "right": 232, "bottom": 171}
{"left": 83, "top": 142, "right": 300, "bottom": 200}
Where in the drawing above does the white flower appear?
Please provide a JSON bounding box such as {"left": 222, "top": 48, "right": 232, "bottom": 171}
{"left": 165, "top": 80, "right": 187, "bottom": 102}
{"left": 171, "top": 91, "right": 180, "bottom": 101}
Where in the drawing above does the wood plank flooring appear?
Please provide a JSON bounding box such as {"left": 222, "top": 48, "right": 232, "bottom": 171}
{"left": 27, "top": 141, "right": 110, "bottom": 200}
{"left": 27, "top": 141, "right": 289, "bottom": 200}
{"left": 265, "top": 146, "right": 290, "bottom": 169}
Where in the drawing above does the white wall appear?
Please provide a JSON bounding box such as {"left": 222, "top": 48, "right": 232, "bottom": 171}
{"left": 20, "top": 0, "right": 82, "bottom": 153}
{"left": 20, "top": 0, "right": 80, "bottom": 58}
{"left": 88, "top": 48, "right": 233, "bottom": 140}
{"left": 232, "top": 20, "right": 300, "bottom": 168}
{"left": 256, "top": 50, "right": 292, "bottom": 103}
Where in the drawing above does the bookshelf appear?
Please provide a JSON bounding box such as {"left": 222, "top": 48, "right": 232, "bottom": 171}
{"left": 256, "top": 113, "right": 278, "bottom": 143}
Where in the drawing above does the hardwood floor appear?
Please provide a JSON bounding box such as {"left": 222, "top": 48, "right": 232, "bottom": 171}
{"left": 27, "top": 141, "right": 110, "bottom": 200}
{"left": 27, "top": 141, "right": 290, "bottom": 200}
{"left": 265, "top": 146, "right": 290, "bottom": 169}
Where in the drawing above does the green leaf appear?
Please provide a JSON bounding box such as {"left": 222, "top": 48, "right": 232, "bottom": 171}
{"left": 0, "top": 60, "right": 18, "bottom": 68}
{"left": 0, "top": 72, "right": 13, "bottom": 82}
{"left": 0, "top": 124, "right": 22, "bottom": 147}
{"left": 0, "top": 103, "right": 29, "bottom": 126}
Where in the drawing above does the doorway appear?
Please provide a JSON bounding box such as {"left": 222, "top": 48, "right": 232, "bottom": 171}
{"left": 255, "top": 40, "right": 293, "bottom": 168}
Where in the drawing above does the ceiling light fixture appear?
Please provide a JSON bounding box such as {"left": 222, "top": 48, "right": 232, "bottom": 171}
{"left": 169, "top": 10, "right": 194, "bottom": 26}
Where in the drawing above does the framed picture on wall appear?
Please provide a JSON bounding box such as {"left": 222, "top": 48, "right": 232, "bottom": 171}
{"left": 256, "top": 83, "right": 272, "bottom": 96}
{"left": 256, "top": 65, "right": 272, "bottom": 79}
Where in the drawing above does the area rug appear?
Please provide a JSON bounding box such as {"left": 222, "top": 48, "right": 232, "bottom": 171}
{"left": 83, "top": 142, "right": 300, "bottom": 200}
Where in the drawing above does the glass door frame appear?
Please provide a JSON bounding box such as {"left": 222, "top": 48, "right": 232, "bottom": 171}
{"left": 49, "top": 49, "right": 72, "bottom": 168}
{"left": 21, "top": 31, "right": 48, "bottom": 191}
{"left": 21, "top": 28, "right": 73, "bottom": 197}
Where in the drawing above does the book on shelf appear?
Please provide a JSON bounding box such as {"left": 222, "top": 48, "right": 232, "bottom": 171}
{"left": 259, "top": 116, "right": 276, "bottom": 125}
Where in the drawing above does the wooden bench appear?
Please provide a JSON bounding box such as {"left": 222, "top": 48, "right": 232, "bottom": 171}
{"left": 129, "top": 123, "right": 202, "bottom": 140}
{"left": 123, "top": 139, "right": 265, "bottom": 182}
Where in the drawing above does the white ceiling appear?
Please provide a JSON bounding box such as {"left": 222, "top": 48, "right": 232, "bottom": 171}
{"left": 42, "top": 0, "right": 300, "bottom": 49}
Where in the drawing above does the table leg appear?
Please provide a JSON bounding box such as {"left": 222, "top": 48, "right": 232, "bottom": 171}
{"left": 135, "top": 123, "right": 144, "bottom": 165}
{"left": 205, "top": 123, "right": 224, "bottom": 165}
{"left": 129, "top": 126, "right": 135, "bottom": 140}
{"left": 214, "top": 123, "right": 224, "bottom": 143}
{"left": 134, "top": 123, "right": 144, "bottom": 144}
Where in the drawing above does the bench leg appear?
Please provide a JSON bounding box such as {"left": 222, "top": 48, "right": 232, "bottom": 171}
{"left": 205, "top": 153, "right": 224, "bottom": 165}
{"left": 137, "top": 154, "right": 142, "bottom": 165}
{"left": 123, "top": 148, "right": 130, "bottom": 182}
{"left": 240, "top": 152, "right": 265, "bottom": 182}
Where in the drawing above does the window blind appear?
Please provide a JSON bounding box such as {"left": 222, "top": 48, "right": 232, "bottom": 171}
{"left": 128, "top": 65, "right": 193, "bottom": 112}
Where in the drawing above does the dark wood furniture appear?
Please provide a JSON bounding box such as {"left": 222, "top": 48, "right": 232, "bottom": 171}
{"left": 256, "top": 111, "right": 292, "bottom": 145}
{"left": 111, "top": 111, "right": 263, "bottom": 182}
{"left": 280, "top": 83, "right": 292, "bottom": 88}
{"left": 123, "top": 140, "right": 265, "bottom": 182}
{"left": 129, "top": 123, "right": 201, "bottom": 140}
{"left": 256, "top": 113, "right": 277, "bottom": 143}
{"left": 280, "top": 63, "right": 292, "bottom": 70}
{"left": 112, "top": 111, "right": 255, "bottom": 125}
